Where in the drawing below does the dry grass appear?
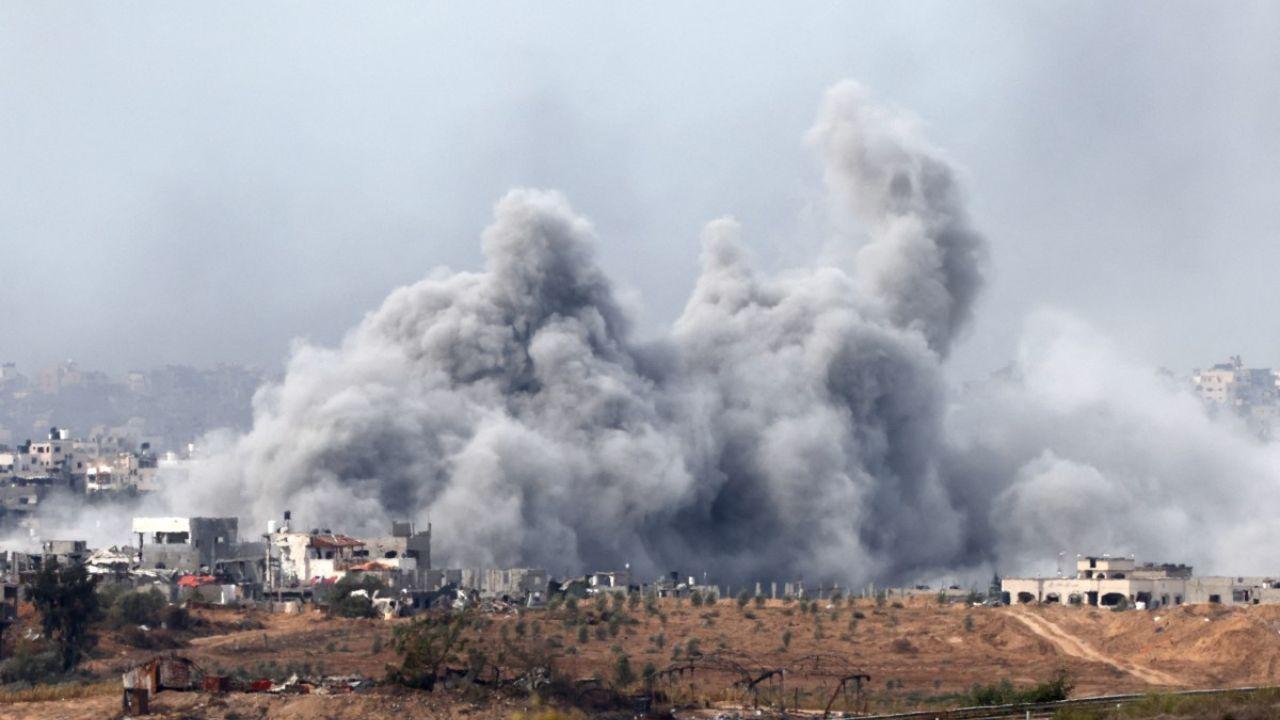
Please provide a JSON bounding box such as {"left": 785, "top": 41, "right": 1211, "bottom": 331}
{"left": 0, "top": 679, "right": 116, "bottom": 704}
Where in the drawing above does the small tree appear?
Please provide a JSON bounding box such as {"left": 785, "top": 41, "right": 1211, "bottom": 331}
{"left": 689, "top": 590, "right": 703, "bottom": 607}
{"left": 753, "top": 594, "right": 765, "bottom": 608}
{"left": 387, "top": 610, "right": 472, "bottom": 691}
{"left": 29, "top": 561, "right": 99, "bottom": 670}
{"left": 614, "top": 653, "right": 636, "bottom": 688}
{"left": 736, "top": 589, "right": 751, "bottom": 609}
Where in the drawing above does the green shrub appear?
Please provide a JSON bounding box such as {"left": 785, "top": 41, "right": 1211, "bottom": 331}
{"left": 329, "top": 575, "right": 386, "bottom": 619}
{"left": 968, "top": 670, "right": 1072, "bottom": 706}
{"left": 614, "top": 654, "right": 635, "bottom": 687}
{"left": 162, "top": 604, "right": 190, "bottom": 631}
{"left": 112, "top": 589, "right": 166, "bottom": 627}
{"left": 0, "top": 645, "right": 61, "bottom": 683}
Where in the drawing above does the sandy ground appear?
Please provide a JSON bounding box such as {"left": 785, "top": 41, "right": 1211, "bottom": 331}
{"left": 7, "top": 597, "right": 1280, "bottom": 718}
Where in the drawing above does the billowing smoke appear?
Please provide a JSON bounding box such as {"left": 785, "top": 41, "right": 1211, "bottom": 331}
{"left": 151, "top": 80, "right": 981, "bottom": 584}
{"left": 127, "top": 80, "right": 1280, "bottom": 585}
{"left": 948, "top": 312, "right": 1280, "bottom": 578}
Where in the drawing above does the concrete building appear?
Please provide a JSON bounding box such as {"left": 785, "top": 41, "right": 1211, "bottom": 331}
{"left": 133, "top": 517, "right": 240, "bottom": 572}
{"left": 356, "top": 521, "right": 431, "bottom": 586}
{"left": 41, "top": 539, "right": 87, "bottom": 565}
{"left": 1003, "top": 555, "right": 1280, "bottom": 608}
{"left": 268, "top": 528, "right": 367, "bottom": 589}
{"left": 460, "top": 567, "right": 548, "bottom": 598}
{"left": 1194, "top": 357, "right": 1280, "bottom": 409}
{"left": 85, "top": 452, "right": 157, "bottom": 493}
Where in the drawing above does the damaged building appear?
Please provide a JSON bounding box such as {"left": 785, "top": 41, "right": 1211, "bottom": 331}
{"left": 1003, "top": 555, "right": 1280, "bottom": 608}
{"left": 132, "top": 516, "right": 263, "bottom": 584}
{"left": 264, "top": 514, "right": 431, "bottom": 596}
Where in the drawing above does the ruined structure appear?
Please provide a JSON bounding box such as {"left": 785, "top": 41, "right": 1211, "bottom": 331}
{"left": 132, "top": 516, "right": 263, "bottom": 583}
{"left": 1003, "top": 555, "right": 1280, "bottom": 608}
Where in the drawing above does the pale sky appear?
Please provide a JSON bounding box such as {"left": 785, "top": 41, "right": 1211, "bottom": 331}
{"left": 3, "top": 2, "right": 1278, "bottom": 380}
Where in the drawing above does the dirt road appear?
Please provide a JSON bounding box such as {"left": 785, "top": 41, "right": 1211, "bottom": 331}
{"left": 1012, "top": 608, "right": 1181, "bottom": 686}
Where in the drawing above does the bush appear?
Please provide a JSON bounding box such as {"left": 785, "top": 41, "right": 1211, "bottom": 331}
{"left": 0, "top": 645, "right": 61, "bottom": 683}
{"left": 162, "top": 604, "right": 190, "bottom": 631}
{"left": 613, "top": 654, "right": 635, "bottom": 688}
{"left": 330, "top": 574, "right": 387, "bottom": 619}
{"left": 111, "top": 589, "right": 167, "bottom": 627}
{"left": 967, "top": 670, "right": 1072, "bottom": 706}
{"left": 689, "top": 590, "right": 703, "bottom": 607}
{"left": 736, "top": 590, "right": 751, "bottom": 609}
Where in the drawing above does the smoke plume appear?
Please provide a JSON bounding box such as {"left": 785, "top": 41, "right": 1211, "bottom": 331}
{"left": 148, "top": 80, "right": 1280, "bottom": 585}
{"left": 150, "top": 81, "right": 980, "bottom": 583}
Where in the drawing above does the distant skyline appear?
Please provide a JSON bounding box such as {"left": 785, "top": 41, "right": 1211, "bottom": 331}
{"left": 3, "top": 2, "right": 1279, "bottom": 381}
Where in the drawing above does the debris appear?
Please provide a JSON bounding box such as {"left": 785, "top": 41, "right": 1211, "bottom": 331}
{"left": 121, "top": 655, "right": 198, "bottom": 715}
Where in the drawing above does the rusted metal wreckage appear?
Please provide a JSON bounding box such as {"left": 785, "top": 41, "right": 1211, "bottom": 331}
{"left": 652, "top": 650, "right": 870, "bottom": 717}
{"left": 121, "top": 653, "right": 373, "bottom": 716}
{"left": 121, "top": 655, "right": 197, "bottom": 715}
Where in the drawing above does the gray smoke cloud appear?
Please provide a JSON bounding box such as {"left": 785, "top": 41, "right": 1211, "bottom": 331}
{"left": 948, "top": 311, "right": 1280, "bottom": 578}
{"left": 155, "top": 80, "right": 984, "bottom": 584}
{"left": 144, "top": 79, "right": 1280, "bottom": 586}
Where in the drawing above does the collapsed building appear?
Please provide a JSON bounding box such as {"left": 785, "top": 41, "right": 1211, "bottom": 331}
{"left": 264, "top": 513, "right": 432, "bottom": 598}
{"left": 1003, "top": 555, "right": 1280, "bottom": 608}
{"left": 2, "top": 506, "right": 725, "bottom": 616}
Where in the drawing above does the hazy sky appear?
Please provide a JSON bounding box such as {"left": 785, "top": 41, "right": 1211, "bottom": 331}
{"left": 3, "top": 2, "right": 1278, "bottom": 381}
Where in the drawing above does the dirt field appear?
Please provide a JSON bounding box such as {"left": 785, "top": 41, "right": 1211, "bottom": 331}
{"left": 6, "top": 597, "right": 1280, "bottom": 718}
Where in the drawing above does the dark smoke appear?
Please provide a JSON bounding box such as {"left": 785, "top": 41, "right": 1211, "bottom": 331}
{"left": 166, "top": 80, "right": 984, "bottom": 584}
{"left": 160, "top": 80, "right": 1280, "bottom": 585}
